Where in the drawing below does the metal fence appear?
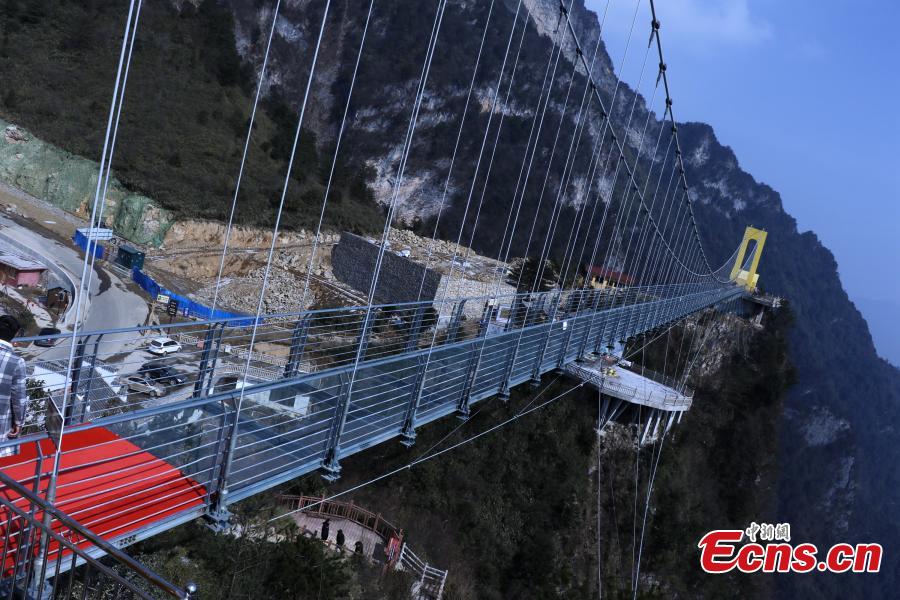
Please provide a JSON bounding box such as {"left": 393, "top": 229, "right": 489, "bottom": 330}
{"left": 397, "top": 543, "right": 447, "bottom": 600}
{"left": 0, "top": 282, "right": 743, "bottom": 562}
{"left": 0, "top": 471, "right": 193, "bottom": 599}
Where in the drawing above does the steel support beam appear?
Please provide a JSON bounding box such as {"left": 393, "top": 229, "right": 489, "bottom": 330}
{"left": 193, "top": 322, "right": 225, "bottom": 398}
{"left": 205, "top": 397, "right": 238, "bottom": 529}
{"left": 405, "top": 306, "right": 427, "bottom": 352}
{"left": 457, "top": 301, "right": 496, "bottom": 419}
{"left": 530, "top": 292, "right": 562, "bottom": 385}
{"left": 445, "top": 300, "right": 467, "bottom": 343}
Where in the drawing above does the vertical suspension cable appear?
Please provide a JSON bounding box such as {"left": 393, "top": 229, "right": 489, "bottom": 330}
{"left": 413, "top": 0, "right": 509, "bottom": 302}
{"left": 52, "top": 0, "right": 141, "bottom": 496}
{"left": 326, "top": 0, "right": 449, "bottom": 460}
{"left": 210, "top": 0, "right": 284, "bottom": 314}
{"left": 530, "top": 32, "right": 606, "bottom": 292}
{"left": 299, "top": 0, "right": 377, "bottom": 309}
{"left": 220, "top": 0, "right": 334, "bottom": 492}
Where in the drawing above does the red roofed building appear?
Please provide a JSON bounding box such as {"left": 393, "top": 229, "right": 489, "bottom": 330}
{"left": 0, "top": 253, "right": 47, "bottom": 287}
{"left": 584, "top": 264, "right": 635, "bottom": 289}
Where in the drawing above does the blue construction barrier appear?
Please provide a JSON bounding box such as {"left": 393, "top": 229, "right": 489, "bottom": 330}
{"left": 73, "top": 230, "right": 105, "bottom": 259}
{"left": 131, "top": 269, "right": 255, "bottom": 325}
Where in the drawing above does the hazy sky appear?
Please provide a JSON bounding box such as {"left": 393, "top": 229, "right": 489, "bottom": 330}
{"left": 584, "top": 0, "right": 900, "bottom": 365}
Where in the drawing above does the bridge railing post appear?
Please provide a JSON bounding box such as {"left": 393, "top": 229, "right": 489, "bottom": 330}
{"left": 557, "top": 290, "right": 587, "bottom": 368}
{"left": 75, "top": 334, "right": 104, "bottom": 423}
{"left": 404, "top": 305, "right": 427, "bottom": 352}
{"left": 321, "top": 373, "right": 352, "bottom": 481}
{"left": 193, "top": 322, "right": 225, "bottom": 398}
{"left": 206, "top": 395, "right": 238, "bottom": 528}
{"left": 529, "top": 291, "right": 562, "bottom": 384}
{"left": 355, "top": 310, "right": 376, "bottom": 362}
{"left": 457, "top": 300, "right": 497, "bottom": 419}
{"left": 400, "top": 357, "right": 428, "bottom": 446}
{"left": 497, "top": 291, "right": 536, "bottom": 399}
{"left": 578, "top": 289, "right": 603, "bottom": 357}
{"left": 445, "top": 300, "right": 467, "bottom": 343}
{"left": 283, "top": 316, "right": 312, "bottom": 379}
{"left": 64, "top": 336, "right": 88, "bottom": 425}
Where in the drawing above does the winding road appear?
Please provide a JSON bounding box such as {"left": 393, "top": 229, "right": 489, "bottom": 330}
{"left": 0, "top": 213, "right": 148, "bottom": 359}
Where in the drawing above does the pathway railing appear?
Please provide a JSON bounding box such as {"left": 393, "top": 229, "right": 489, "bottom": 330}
{"left": 279, "top": 494, "right": 402, "bottom": 544}
{"left": 0, "top": 281, "right": 743, "bottom": 577}
{"left": 0, "top": 471, "right": 193, "bottom": 599}
{"left": 397, "top": 543, "right": 448, "bottom": 600}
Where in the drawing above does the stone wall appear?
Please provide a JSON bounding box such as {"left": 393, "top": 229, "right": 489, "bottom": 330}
{"left": 331, "top": 233, "right": 441, "bottom": 304}
{"left": 0, "top": 120, "right": 174, "bottom": 246}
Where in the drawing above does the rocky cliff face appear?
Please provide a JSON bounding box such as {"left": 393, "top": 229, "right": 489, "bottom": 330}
{"left": 680, "top": 121, "right": 900, "bottom": 547}
{"left": 229, "top": 1, "right": 899, "bottom": 595}
{"left": 0, "top": 1, "right": 895, "bottom": 594}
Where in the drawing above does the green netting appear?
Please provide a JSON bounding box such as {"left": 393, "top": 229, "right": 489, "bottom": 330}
{"left": 0, "top": 119, "right": 173, "bottom": 246}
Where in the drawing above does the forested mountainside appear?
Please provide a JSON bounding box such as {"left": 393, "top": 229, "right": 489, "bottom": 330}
{"left": 226, "top": 3, "right": 900, "bottom": 595}
{"left": 1, "top": 0, "right": 898, "bottom": 596}
{"left": 0, "top": 0, "right": 382, "bottom": 236}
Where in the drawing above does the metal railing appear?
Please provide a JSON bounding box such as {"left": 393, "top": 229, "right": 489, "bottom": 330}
{"left": 0, "top": 471, "right": 193, "bottom": 599}
{"left": 279, "top": 494, "right": 402, "bottom": 544}
{"left": 281, "top": 495, "right": 445, "bottom": 599}
{"left": 628, "top": 363, "right": 693, "bottom": 396}
{"left": 0, "top": 282, "right": 743, "bottom": 564}
{"left": 15, "top": 282, "right": 737, "bottom": 428}
{"left": 397, "top": 543, "right": 447, "bottom": 600}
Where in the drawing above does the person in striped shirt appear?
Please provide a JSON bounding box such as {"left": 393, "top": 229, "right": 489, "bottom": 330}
{"left": 0, "top": 315, "right": 26, "bottom": 455}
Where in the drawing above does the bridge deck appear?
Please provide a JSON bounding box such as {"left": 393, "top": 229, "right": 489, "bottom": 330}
{"left": 0, "top": 428, "right": 205, "bottom": 572}
{"left": 0, "top": 284, "right": 743, "bottom": 568}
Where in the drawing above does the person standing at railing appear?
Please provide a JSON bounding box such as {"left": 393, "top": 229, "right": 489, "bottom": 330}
{"left": 0, "top": 315, "right": 26, "bottom": 458}
{"left": 321, "top": 518, "right": 330, "bottom": 541}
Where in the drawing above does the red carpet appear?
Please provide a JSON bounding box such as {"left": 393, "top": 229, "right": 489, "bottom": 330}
{"left": 0, "top": 427, "right": 207, "bottom": 572}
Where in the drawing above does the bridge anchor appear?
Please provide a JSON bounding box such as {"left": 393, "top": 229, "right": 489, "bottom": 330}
{"left": 204, "top": 490, "right": 234, "bottom": 532}
{"left": 320, "top": 458, "right": 342, "bottom": 482}
{"left": 399, "top": 429, "right": 417, "bottom": 448}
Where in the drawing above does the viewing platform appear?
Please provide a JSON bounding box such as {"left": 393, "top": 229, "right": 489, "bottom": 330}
{"left": 566, "top": 354, "right": 693, "bottom": 413}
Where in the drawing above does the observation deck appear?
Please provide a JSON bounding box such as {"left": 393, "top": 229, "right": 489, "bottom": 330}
{"left": 566, "top": 355, "right": 693, "bottom": 412}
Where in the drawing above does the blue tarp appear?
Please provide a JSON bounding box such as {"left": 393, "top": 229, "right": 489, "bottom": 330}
{"left": 131, "top": 268, "right": 256, "bottom": 325}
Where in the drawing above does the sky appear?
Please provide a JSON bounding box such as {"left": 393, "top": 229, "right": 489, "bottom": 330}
{"left": 584, "top": 0, "right": 900, "bottom": 366}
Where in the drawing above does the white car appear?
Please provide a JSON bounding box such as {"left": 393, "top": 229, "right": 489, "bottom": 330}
{"left": 147, "top": 337, "right": 182, "bottom": 356}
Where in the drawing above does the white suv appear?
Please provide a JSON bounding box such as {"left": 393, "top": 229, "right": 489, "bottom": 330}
{"left": 147, "top": 337, "right": 182, "bottom": 356}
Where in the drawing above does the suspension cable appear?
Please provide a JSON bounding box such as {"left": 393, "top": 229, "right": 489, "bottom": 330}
{"left": 300, "top": 0, "right": 378, "bottom": 309}
{"left": 210, "top": 0, "right": 284, "bottom": 314}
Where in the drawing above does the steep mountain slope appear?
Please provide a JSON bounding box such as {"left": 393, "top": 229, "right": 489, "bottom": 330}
{"left": 0, "top": 1, "right": 896, "bottom": 595}
{"left": 232, "top": 2, "right": 899, "bottom": 595}
{"left": 680, "top": 122, "right": 900, "bottom": 597}
{"left": 0, "top": 0, "right": 382, "bottom": 236}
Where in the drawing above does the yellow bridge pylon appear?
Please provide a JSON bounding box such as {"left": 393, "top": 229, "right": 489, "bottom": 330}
{"left": 730, "top": 226, "right": 768, "bottom": 292}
